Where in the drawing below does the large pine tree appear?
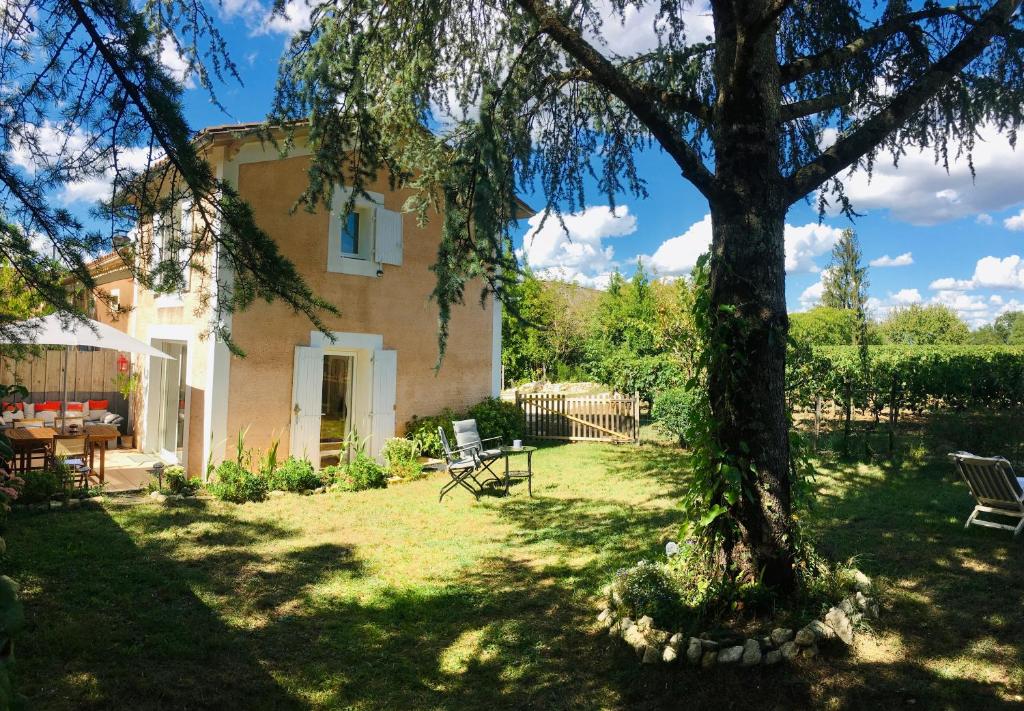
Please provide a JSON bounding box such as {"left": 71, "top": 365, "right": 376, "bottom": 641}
{"left": 4, "top": 0, "right": 1023, "bottom": 592}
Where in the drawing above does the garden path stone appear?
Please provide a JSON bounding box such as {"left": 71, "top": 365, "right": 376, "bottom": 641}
{"left": 853, "top": 569, "right": 872, "bottom": 592}
{"left": 794, "top": 628, "right": 816, "bottom": 647}
{"left": 825, "top": 607, "right": 855, "bottom": 645}
{"left": 806, "top": 620, "right": 836, "bottom": 642}
{"left": 686, "top": 638, "right": 703, "bottom": 665}
{"left": 718, "top": 645, "right": 743, "bottom": 664}
{"left": 701, "top": 650, "right": 718, "bottom": 668}
{"left": 741, "top": 639, "right": 761, "bottom": 667}
{"left": 642, "top": 645, "right": 660, "bottom": 664}
{"left": 780, "top": 641, "right": 799, "bottom": 661}
{"left": 662, "top": 645, "right": 678, "bottom": 664}
{"left": 770, "top": 628, "right": 794, "bottom": 646}
{"left": 764, "top": 650, "right": 782, "bottom": 666}
{"left": 623, "top": 625, "right": 648, "bottom": 656}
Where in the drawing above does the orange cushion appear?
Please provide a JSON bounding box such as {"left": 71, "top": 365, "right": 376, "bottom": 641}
{"left": 66, "top": 402, "right": 84, "bottom": 412}
{"left": 88, "top": 399, "right": 109, "bottom": 410}
{"left": 36, "top": 401, "right": 61, "bottom": 412}
{"left": 2, "top": 403, "right": 23, "bottom": 413}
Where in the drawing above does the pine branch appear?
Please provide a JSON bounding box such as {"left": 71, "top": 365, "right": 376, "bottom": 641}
{"left": 779, "top": 5, "right": 981, "bottom": 85}
{"left": 779, "top": 91, "right": 852, "bottom": 121}
{"left": 514, "top": 0, "right": 719, "bottom": 199}
{"left": 786, "top": 0, "right": 1022, "bottom": 202}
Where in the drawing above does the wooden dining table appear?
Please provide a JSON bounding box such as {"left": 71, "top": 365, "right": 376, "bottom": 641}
{"left": 6, "top": 423, "right": 121, "bottom": 483}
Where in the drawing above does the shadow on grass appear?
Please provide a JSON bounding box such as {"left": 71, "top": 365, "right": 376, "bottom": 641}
{"left": 6, "top": 433, "right": 1024, "bottom": 709}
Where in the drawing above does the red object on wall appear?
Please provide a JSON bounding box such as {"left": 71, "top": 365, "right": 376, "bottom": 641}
{"left": 118, "top": 354, "right": 129, "bottom": 373}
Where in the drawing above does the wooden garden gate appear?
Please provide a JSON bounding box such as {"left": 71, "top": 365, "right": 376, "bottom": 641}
{"left": 516, "top": 392, "right": 639, "bottom": 443}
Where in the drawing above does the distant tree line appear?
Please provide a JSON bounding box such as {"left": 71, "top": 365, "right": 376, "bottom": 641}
{"left": 502, "top": 264, "right": 698, "bottom": 405}
{"left": 504, "top": 228, "right": 1020, "bottom": 408}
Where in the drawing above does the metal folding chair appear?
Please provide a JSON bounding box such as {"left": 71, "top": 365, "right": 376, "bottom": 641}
{"left": 453, "top": 419, "right": 503, "bottom": 483}
{"left": 438, "top": 427, "right": 489, "bottom": 502}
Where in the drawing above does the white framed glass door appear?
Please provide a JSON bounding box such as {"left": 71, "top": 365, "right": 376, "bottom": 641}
{"left": 320, "top": 354, "right": 354, "bottom": 467}
{"left": 152, "top": 340, "right": 187, "bottom": 462}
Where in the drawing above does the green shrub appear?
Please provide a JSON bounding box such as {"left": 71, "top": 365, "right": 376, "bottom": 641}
{"left": 467, "top": 397, "right": 525, "bottom": 444}
{"left": 613, "top": 560, "right": 685, "bottom": 627}
{"left": 18, "top": 467, "right": 63, "bottom": 504}
{"left": 652, "top": 386, "right": 705, "bottom": 447}
{"left": 164, "top": 466, "right": 201, "bottom": 496}
{"left": 267, "top": 457, "right": 322, "bottom": 492}
{"left": 208, "top": 461, "right": 268, "bottom": 503}
{"left": 404, "top": 409, "right": 457, "bottom": 458}
{"left": 381, "top": 438, "right": 423, "bottom": 480}
{"left": 326, "top": 453, "right": 387, "bottom": 492}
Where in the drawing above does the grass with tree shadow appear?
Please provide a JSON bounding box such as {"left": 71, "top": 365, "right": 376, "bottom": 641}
{"left": 4, "top": 417, "right": 1024, "bottom": 709}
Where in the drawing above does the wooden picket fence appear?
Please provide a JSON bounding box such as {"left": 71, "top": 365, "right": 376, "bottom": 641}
{"left": 515, "top": 391, "right": 640, "bottom": 443}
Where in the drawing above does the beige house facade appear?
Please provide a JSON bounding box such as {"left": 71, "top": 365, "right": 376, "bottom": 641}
{"left": 126, "top": 125, "right": 507, "bottom": 475}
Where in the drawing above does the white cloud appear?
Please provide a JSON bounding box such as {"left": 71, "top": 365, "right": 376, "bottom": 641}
{"left": 1005, "top": 208, "right": 1024, "bottom": 231}
{"left": 798, "top": 278, "right": 826, "bottom": 310}
{"left": 159, "top": 40, "right": 195, "bottom": 89}
{"left": 891, "top": 288, "right": 921, "bottom": 305}
{"left": 784, "top": 223, "right": 844, "bottom": 273}
{"left": 535, "top": 266, "right": 614, "bottom": 290}
{"left": 929, "top": 276, "right": 975, "bottom": 291}
{"left": 594, "top": 1, "right": 713, "bottom": 56}
{"left": 7, "top": 122, "right": 156, "bottom": 204}
{"left": 254, "top": 0, "right": 314, "bottom": 36}
{"left": 644, "top": 215, "right": 842, "bottom": 278}
{"left": 869, "top": 252, "right": 913, "bottom": 268}
{"left": 825, "top": 124, "right": 1024, "bottom": 225}
{"left": 644, "top": 214, "right": 713, "bottom": 276}
{"left": 972, "top": 255, "right": 1024, "bottom": 289}
{"left": 519, "top": 205, "right": 637, "bottom": 279}
{"left": 976, "top": 213, "right": 993, "bottom": 225}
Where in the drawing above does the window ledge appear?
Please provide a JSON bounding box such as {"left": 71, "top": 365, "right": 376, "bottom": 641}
{"left": 327, "top": 256, "right": 380, "bottom": 277}
{"left": 155, "top": 293, "right": 185, "bottom": 309}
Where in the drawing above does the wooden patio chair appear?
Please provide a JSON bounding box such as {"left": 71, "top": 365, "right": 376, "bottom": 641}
{"left": 948, "top": 451, "right": 1024, "bottom": 538}
{"left": 438, "top": 427, "right": 490, "bottom": 502}
{"left": 452, "top": 419, "right": 503, "bottom": 483}
{"left": 53, "top": 434, "right": 91, "bottom": 490}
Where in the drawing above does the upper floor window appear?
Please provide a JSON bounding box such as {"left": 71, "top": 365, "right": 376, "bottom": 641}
{"left": 152, "top": 199, "right": 192, "bottom": 305}
{"left": 328, "top": 186, "right": 404, "bottom": 276}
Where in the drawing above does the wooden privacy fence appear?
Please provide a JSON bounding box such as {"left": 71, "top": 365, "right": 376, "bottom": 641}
{"left": 0, "top": 348, "right": 128, "bottom": 418}
{"left": 516, "top": 392, "right": 640, "bottom": 443}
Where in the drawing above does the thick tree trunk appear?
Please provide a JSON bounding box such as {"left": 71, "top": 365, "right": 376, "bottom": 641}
{"left": 708, "top": 4, "right": 795, "bottom": 591}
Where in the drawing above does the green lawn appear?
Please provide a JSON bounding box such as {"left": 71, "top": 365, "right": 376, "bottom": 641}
{"left": 5, "top": 433, "right": 1024, "bottom": 709}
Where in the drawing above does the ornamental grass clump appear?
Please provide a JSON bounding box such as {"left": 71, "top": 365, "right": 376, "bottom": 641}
{"left": 381, "top": 438, "right": 423, "bottom": 480}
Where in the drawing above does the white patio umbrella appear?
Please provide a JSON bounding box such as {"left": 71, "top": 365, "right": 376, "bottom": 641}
{"left": 1, "top": 313, "right": 171, "bottom": 428}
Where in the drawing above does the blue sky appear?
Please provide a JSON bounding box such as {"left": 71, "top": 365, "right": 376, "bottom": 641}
{"left": 57, "top": 2, "right": 1024, "bottom": 328}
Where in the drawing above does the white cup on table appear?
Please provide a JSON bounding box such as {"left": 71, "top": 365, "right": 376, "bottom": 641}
{"left": 512, "top": 439, "right": 522, "bottom": 449}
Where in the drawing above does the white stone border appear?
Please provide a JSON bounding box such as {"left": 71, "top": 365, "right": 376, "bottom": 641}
{"left": 599, "top": 569, "right": 879, "bottom": 667}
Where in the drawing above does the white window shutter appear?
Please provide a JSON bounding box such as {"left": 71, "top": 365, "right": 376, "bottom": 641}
{"left": 290, "top": 346, "right": 325, "bottom": 463}
{"left": 374, "top": 207, "right": 403, "bottom": 266}
{"left": 370, "top": 349, "right": 397, "bottom": 461}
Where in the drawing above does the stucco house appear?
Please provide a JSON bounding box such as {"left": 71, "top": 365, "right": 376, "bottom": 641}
{"left": 117, "top": 122, "right": 519, "bottom": 474}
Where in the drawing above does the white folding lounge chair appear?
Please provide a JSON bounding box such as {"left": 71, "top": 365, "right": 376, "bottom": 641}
{"left": 949, "top": 451, "right": 1024, "bottom": 537}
